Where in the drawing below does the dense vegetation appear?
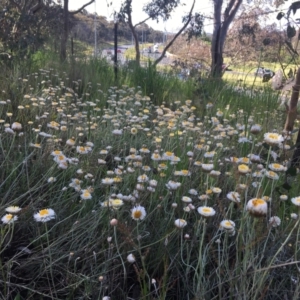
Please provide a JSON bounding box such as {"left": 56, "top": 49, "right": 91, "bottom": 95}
{"left": 1, "top": 48, "right": 300, "bottom": 299}
{"left": 2, "top": 1, "right": 300, "bottom": 299}
{"left": 72, "top": 11, "right": 164, "bottom": 46}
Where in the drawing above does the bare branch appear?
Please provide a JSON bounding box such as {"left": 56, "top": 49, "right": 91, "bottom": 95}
{"left": 133, "top": 16, "right": 152, "bottom": 28}
{"left": 225, "top": 0, "right": 236, "bottom": 19}
{"left": 153, "top": 0, "right": 196, "bottom": 67}
{"left": 223, "top": 0, "right": 242, "bottom": 30}
{"left": 10, "top": 0, "right": 22, "bottom": 12}
{"left": 30, "top": 0, "right": 45, "bottom": 14}
{"left": 70, "top": 0, "right": 94, "bottom": 15}
{"left": 284, "top": 67, "right": 300, "bottom": 132}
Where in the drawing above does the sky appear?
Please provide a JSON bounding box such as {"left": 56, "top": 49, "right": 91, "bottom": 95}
{"left": 68, "top": 0, "right": 214, "bottom": 32}
{"left": 67, "top": 0, "right": 297, "bottom": 33}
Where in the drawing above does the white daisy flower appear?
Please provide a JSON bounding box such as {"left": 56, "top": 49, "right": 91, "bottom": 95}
{"left": 264, "top": 132, "right": 284, "bottom": 145}
{"left": 197, "top": 206, "right": 216, "bottom": 217}
{"left": 5, "top": 206, "right": 22, "bottom": 213}
{"left": 174, "top": 218, "right": 187, "bottom": 228}
{"left": 246, "top": 198, "right": 268, "bottom": 216}
{"left": 131, "top": 205, "right": 147, "bottom": 221}
{"left": 226, "top": 192, "right": 241, "bottom": 203}
{"left": 269, "top": 216, "right": 281, "bottom": 227}
{"left": 33, "top": 208, "right": 56, "bottom": 222}
{"left": 127, "top": 253, "right": 136, "bottom": 263}
{"left": 2, "top": 214, "right": 18, "bottom": 224}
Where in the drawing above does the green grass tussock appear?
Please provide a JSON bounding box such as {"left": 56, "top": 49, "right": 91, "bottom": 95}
{"left": 0, "top": 55, "right": 300, "bottom": 300}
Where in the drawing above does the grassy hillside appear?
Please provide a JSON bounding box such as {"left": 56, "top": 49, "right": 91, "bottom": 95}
{"left": 1, "top": 53, "right": 300, "bottom": 299}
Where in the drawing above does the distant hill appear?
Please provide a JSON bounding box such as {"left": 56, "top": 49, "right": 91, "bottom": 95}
{"left": 71, "top": 10, "right": 165, "bottom": 46}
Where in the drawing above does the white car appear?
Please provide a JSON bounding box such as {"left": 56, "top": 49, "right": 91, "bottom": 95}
{"left": 255, "top": 68, "right": 274, "bottom": 77}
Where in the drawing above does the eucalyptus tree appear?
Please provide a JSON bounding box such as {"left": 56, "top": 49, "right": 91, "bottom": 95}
{"left": 118, "top": 0, "right": 197, "bottom": 66}
{"left": 211, "top": 0, "right": 243, "bottom": 77}
{"left": 0, "top": 0, "right": 61, "bottom": 58}
{"left": 60, "top": 0, "right": 94, "bottom": 61}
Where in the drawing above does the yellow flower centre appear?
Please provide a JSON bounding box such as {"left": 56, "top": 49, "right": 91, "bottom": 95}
{"left": 133, "top": 210, "right": 142, "bottom": 219}
{"left": 238, "top": 164, "right": 249, "bottom": 171}
{"left": 111, "top": 199, "right": 123, "bottom": 206}
{"left": 114, "top": 177, "right": 122, "bottom": 183}
{"left": 202, "top": 208, "right": 211, "bottom": 213}
{"left": 39, "top": 209, "right": 49, "bottom": 216}
{"left": 252, "top": 199, "right": 265, "bottom": 206}
{"left": 224, "top": 221, "right": 232, "bottom": 227}
{"left": 268, "top": 133, "right": 278, "bottom": 139}
{"left": 272, "top": 164, "right": 281, "bottom": 169}
{"left": 6, "top": 214, "right": 13, "bottom": 220}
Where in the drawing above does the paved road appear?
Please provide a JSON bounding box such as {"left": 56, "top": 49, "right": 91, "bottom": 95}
{"left": 100, "top": 46, "right": 173, "bottom": 66}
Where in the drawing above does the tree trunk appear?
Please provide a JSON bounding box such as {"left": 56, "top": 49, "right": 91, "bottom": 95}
{"left": 211, "top": 0, "right": 242, "bottom": 77}
{"left": 153, "top": 0, "right": 195, "bottom": 68}
{"left": 71, "top": 37, "right": 74, "bottom": 56}
{"left": 211, "top": 0, "right": 223, "bottom": 77}
{"left": 211, "top": 28, "right": 223, "bottom": 76}
{"left": 60, "top": 0, "right": 69, "bottom": 61}
{"left": 283, "top": 67, "right": 300, "bottom": 166}
{"left": 114, "top": 21, "right": 118, "bottom": 82}
{"left": 291, "top": 127, "right": 300, "bottom": 166}
{"left": 284, "top": 68, "right": 300, "bottom": 132}
{"left": 60, "top": 0, "right": 94, "bottom": 61}
{"left": 127, "top": 11, "right": 140, "bottom": 65}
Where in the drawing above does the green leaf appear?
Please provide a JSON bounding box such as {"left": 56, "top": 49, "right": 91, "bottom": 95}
{"left": 14, "top": 293, "right": 20, "bottom": 300}
{"left": 282, "top": 182, "right": 292, "bottom": 190}
{"left": 290, "top": 1, "right": 300, "bottom": 15}
{"left": 262, "top": 143, "right": 279, "bottom": 152}
{"left": 286, "top": 166, "right": 297, "bottom": 176}
{"left": 262, "top": 143, "right": 271, "bottom": 150}
{"left": 287, "top": 25, "right": 296, "bottom": 38}
{"left": 289, "top": 141, "right": 300, "bottom": 150}
{"left": 276, "top": 12, "right": 285, "bottom": 20}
